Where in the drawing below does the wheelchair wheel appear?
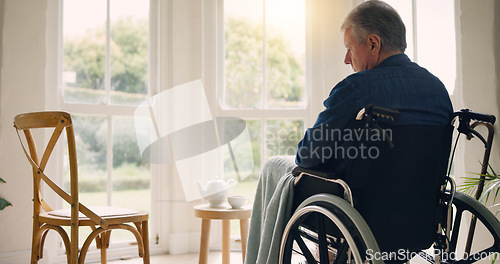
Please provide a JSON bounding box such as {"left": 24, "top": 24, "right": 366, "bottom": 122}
{"left": 437, "top": 191, "right": 500, "bottom": 264}
{"left": 279, "top": 194, "right": 383, "bottom": 264}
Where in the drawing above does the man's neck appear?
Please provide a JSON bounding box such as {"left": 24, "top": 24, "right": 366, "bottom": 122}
{"left": 377, "top": 51, "right": 402, "bottom": 66}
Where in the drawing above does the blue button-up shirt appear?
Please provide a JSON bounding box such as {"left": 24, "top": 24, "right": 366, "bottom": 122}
{"left": 295, "top": 53, "right": 453, "bottom": 171}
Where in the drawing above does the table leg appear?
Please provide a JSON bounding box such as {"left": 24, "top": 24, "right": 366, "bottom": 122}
{"left": 222, "top": 219, "right": 230, "bottom": 264}
{"left": 199, "top": 219, "right": 211, "bottom": 264}
{"left": 239, "top": 219, "right": 249, "bottom": 263}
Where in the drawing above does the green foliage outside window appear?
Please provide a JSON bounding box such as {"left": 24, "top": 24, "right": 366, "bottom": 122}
{"left": 224, "top": 17, "right": 304, "bottom": 108}
{"left": 63, "top": 16, "right": 305, "bottom": 191}
{"left": 63, "top": 16, "right": 148, "bottom": 104}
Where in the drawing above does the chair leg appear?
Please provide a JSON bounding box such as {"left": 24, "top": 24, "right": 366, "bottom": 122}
{"left": 100, "top": 246, "right": 107, "bottom": 264}
{"left": 99, "top": 231, "right": 111, "bottom": 264}
{"left": 70, "top": 224, "right": 79, "bottom": 264}
{"left": 222, "top": 219, "right": 231, "bottom": 264}
{"left": 142, "top": 221, "right": 150, "bottom": 264}
{"left": 198, "top": 219, "right": 211, "bottom": 264}
{"left": 31, "top": 224, "right": 50, "bottom": 263}
{"left": 39, "top": 229, "right": 50, "bottom": 260}
{"left": 31, "top": 217, "right": 45, "bottom": 264}
{"left": 239, "top": 218, "right": 249, "bottom": 264}
{"left": 31, "top": 227, "right": 40, "bottom": 264}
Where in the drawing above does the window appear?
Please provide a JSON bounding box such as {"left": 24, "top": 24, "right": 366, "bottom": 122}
{"left": 63, "top": 0, "right": 150, "bottom": 105}
{"left": 384, "top": 0, "right": 456, "bottom": 94}
{"left": 218, "top": 0, "right": 308, "bottom": 203}
{"left": 222, "top": 0, "right": 306, "bottom": 109}
{"left": 61, "top": 0, "right": 151, "bottom": 247}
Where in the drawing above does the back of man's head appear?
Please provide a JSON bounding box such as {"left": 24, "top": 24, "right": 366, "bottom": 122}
{"left": 341, "top": 0, "right": 407, "bottom": 53}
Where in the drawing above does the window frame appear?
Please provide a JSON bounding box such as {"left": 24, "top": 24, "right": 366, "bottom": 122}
{"left": 211, "top": 0, "right": 314, "bottom": 169}
{"left": 46, "top": 0, "right": 164, "bottom": 261}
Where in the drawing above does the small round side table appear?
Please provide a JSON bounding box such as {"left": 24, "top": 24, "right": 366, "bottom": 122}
{"left": 194, "top": 204, "right": 252, "bottom": 264}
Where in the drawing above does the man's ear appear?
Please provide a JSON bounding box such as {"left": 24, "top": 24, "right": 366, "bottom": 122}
{"left": 367, "top": 34, "right": 381, "bottom": 55}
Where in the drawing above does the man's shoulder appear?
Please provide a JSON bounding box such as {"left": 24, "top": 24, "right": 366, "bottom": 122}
{"left": 339, "top": 69, "right": 382, "bottom": 86}
{"left": 329, "top": 71, "right": 383, "bottom": 97}
{"left": 344, "top": 60, "right": 440, "bottom": 84}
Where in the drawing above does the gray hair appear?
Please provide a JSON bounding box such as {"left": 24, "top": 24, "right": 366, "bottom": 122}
{"left": 341, "top": 0, "right": 407, "bottom": 53}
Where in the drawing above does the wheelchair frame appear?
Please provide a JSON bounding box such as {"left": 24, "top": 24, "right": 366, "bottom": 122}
{"left": 279, "top": 105, "right": 500, "bottom": 264}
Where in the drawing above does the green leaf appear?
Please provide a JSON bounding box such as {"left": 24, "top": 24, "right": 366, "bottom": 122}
{"left": 0, "top": 178, "right": 5, "bottom": 183}
{"left": 490, "top": 252, "right": 498, "bottom": 264}
{"left": 0, "top": 197, "right": 12, "bottom": 210}
{"left": 460, "top": 165, "right": 500, "bottom": 206}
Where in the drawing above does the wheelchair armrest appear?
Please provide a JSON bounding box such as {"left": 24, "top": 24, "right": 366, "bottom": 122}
{"left": 292, "top": 166, "right": 337, "bottom": 182}
{"left": 292, "top": 166, "right": 355, "bottom": 206}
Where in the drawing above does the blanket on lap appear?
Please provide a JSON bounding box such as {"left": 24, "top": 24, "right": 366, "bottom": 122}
{"left": 245, "top": 156, "right": 296, "bottom": 264}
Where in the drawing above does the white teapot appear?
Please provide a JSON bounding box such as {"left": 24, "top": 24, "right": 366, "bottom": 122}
{"left": 196, "top": 178, "right": 237, "bottom": 207}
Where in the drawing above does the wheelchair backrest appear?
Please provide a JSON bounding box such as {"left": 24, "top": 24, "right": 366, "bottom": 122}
{"left": 344, "top": 121, "right": 453, "bottom": 253}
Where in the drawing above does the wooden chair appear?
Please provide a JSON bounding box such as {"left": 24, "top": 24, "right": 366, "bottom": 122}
{"left": 14, "top": 111, "right": 150, "bottom": 264}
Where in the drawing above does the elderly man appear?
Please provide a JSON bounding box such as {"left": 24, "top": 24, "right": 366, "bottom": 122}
{"left": 296, "top": 0, "right": 453, "bottom": 172}
{"left": 246, "top": 1, "right": 453, "bottom": 263}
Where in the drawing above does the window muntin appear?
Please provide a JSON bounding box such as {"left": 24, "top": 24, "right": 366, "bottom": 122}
{"left": 220, "top": 0, "right": 308, "bottom": 214}
{"left": 61, "top": 0, "right": 151, "bottom": 246}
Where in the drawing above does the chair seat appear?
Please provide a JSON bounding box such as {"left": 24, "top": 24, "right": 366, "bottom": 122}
{"left": 40, "top": 206, "right": 149, "bottom": 226}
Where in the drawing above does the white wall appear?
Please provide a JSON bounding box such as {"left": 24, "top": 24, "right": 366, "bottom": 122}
{"left": 453, "top": 0, "right": 500, "bottom": 254}
{"left": 0, "top": 0, "right": 48, "bottom": 261}
{"left": 162, "top": 0, "right": 209, "bottom": 253}
{"left": 455, "top": 0, "right": 500, "bottom": 172}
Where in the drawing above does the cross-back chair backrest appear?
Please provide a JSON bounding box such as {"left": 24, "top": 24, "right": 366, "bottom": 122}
{"left": 14, "top": 111, "right": 108, "bottom": 228}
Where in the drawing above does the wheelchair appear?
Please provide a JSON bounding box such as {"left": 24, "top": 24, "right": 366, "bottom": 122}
{"left": 279, "top": 105, "right": 500, "bottom": 264}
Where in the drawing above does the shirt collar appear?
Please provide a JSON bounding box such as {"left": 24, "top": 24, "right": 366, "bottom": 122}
{"left": 376, "top": 53, "right": 410, "bottom": 68}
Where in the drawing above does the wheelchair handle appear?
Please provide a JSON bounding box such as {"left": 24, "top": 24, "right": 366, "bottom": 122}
{"left": 452, "top": 109, "right": 496, "bottom": 124}
{"left": 452, "top": 109, "right": 495, "bottom": 148}
{"left": 362, "top": 104, "right": 400, "bottom": 122}
{"left": 356, "top": 104, "right": 399, "bottom": 148}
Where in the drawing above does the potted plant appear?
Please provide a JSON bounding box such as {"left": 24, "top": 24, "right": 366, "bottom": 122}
{"left": 0, "top": 177, "right": 12, "bottom": 210}
{"left": 461, "top": 165, "right": 500, "bottom": 209}
{"left": 460, "top": 165, "right": 500, "bottom": 264}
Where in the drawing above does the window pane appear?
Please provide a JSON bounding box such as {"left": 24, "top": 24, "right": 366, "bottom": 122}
{"left": 109, "top": 0, "right": 149, "bottom": 105}
{"left": 111, "top": 116, "right": 150, "bottom": 243}
{"left": 225, "top": 120, "right": 260, "bottom": 205}
{"left": 265, "top": 119, "right": 303, "bottom": 160}
{"left": 63, "top": 0, "right": 107, "bottom": 104}
{"left": 383, "top": 0, "right": 414, "bottom": 61}
{"left": 63, "top": 0, "right": 149, "bottom": 105}
{"left": 224, "top": 0, "right": 306, "bottom": 109}
{"left": 112, "top": 116, "right": 150, "bottom": 210}
{"left": 265, "top": 0, "right": 306, "bottom": 108}
{"left": 416, "top": 0, "right": 456, "bottom": 94}
{"left": 68, "top": 115, "right": 108, "bottom": 204}
{"left": 224, "top": 0, "right": 264, "bottom": 108}
{"left": 223, "top": 119, "right": 261, "bottom": 180}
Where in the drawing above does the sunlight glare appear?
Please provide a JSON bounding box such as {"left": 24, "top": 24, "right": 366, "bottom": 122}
{"left": 63, "top": 0, "right": 148, "bottom": 37}
{"left": 266, "top": 0, "right": 305, "bottom": 56}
